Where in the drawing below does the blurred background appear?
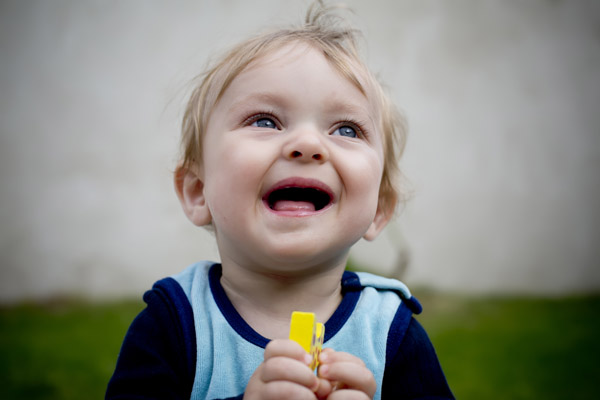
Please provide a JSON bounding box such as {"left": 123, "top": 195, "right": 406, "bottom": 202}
{"left": 1, "top": 0, "right": 599, "bottom": 399}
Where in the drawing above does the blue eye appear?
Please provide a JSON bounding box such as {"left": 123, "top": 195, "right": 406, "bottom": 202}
{"left": 333, "top": 125, "right": 358, "bottom": 138}
{"left": 252, "top": 117, "right": 277, "bottom": 129}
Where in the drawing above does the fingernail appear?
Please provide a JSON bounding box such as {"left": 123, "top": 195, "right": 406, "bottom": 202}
{"left": 319, "top": 352, "right": 328, "bottom": 362}
{"left": 319, "top": 365, "right": 329, "bottom": 377}
{"left": 304, "top": 354, "right": 313, "bottom": 365}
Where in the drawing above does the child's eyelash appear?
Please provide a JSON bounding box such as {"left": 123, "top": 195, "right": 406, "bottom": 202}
{"left": 335, "top": 117, "right": 370, "bottom": 139}
{"left": 241, "top": 112, "right": 370, "bottom": 138}
{"left": 242, "top": 111, "right": 279, "bottom": 127}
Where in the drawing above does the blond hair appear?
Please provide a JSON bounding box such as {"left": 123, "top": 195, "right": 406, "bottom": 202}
{"left": 180, "top": 1, "right": 407, "bottom": 214}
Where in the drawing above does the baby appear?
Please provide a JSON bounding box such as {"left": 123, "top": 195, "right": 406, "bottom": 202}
{"left": 107, "top": 2, "right": 453, "bottom": 399}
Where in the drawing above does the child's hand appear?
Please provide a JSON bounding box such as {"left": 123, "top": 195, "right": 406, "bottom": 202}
{"left": 245, "top": 339, "right": 322, "bottom": 400}
{"left": 316, "top": 348, "right": 376, "bottom": 399}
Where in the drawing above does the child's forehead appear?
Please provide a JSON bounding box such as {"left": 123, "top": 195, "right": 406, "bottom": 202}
{"left": 226, "top": 41, "right": 379, "bottom": 109}
{"left": 252, "top": 41, "right": 364, "bottom": 82}
{"left": 241, "top": 43, "right": 330, "bottom": 84}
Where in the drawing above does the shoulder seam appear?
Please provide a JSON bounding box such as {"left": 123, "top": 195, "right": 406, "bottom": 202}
{"left": 385, "top": 301, "right": 414, "bottom": 364}
{"left": 354, "top": 272, "right": 423, "bottom": 314}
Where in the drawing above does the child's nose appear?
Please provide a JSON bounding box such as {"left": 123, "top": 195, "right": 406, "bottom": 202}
{"left": 283, "top": 129, "right": 329, "bottom": 163}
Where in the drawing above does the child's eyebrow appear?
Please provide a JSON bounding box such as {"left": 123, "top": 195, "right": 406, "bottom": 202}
{"left": 231, "top": 91, "right": 370, "bottom": 111}
{"left": 324, "top": 100, "right": 377, "bottom": 128}
{"left": 227, "top": 92, "right": 290, "bottom": 112}
{"left": 324, "top": 101, "right": 372, "bottom": 118}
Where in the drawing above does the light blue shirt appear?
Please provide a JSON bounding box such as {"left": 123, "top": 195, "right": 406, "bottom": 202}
{"left": 174, "top": 261, "right": 416, "bottom": 400}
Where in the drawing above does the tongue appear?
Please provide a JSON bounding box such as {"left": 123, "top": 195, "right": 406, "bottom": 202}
{"left": 272, "top": 200, "right": 316, "bottom": 212}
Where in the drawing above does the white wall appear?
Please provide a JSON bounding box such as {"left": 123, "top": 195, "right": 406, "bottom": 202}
{"left": 1, "top": 0, "right": 599, "bottom": 301}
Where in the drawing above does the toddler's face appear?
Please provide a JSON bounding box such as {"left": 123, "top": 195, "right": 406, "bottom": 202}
{"left": 200, "top": 43, "right": 389, "bottom": 273}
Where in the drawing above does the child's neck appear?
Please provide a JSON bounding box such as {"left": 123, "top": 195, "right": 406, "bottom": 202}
{"left": 219, "top": 260, "right": 345, "bottom": 340}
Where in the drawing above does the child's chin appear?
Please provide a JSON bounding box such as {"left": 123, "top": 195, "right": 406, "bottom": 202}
{"left": 261, "top": 240, "right": 346, "bottom": 266}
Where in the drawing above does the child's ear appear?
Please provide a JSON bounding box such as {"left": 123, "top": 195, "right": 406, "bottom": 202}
{"left": 174, "top": 163, "right": 212, "bottom": 227}
{"left": 363, "top": 194, "right": 396, "bottom": 241}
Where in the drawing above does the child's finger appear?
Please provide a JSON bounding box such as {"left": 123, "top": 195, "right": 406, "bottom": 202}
{"left": 261, "top": 356, "right": 319, "bottom": 391}
{"left": 326, "top": 389, "right": 372, "bottom": 400}
{"left": 318, "top": 350, "right": 376, "bottom": 398}
{"left": 246, "top": 378, "right": 318, "bottom": 400}
{"left": 264, "top": 381, "right": 318, "bottom": 400}
{"left": 264, "top": 339, "right": 313, "bottom": 365}
{"left": 314, "top": 377, "right": 333, "bottom": 399}
{"left": 319, "top": 347, "right": 335, "bottom": 357}
{"left": 318, "top": 361, "right": 376, "bottom": 398}
{"left": 319, "top": 348, "right": 366, "bottom": 367}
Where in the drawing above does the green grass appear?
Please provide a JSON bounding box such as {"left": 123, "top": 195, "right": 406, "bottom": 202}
{"left": 0, "top": 299, "right": 143, "bottom": 400}
{"left": 1, "top": 294, "right": 599, "bottom": 399}
{"left": 415, "top": 292, "right": 600, "bottom": 399}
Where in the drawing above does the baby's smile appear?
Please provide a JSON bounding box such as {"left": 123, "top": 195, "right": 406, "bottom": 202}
{"left": 262, "top": 177, "right": 334, "bottom": 216}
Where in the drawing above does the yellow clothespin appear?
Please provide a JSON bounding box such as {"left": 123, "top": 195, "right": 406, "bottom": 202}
{"left": 289, "top": 311, "right": 325, "bottom": 370}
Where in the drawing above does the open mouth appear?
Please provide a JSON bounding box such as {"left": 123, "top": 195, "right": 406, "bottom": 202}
{"left": 263, "top": 180, "right": 334, "bottom": 213}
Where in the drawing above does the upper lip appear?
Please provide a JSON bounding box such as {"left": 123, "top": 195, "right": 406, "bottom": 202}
{"left": 262, "top": 177, "right": 335, "bottom": 211}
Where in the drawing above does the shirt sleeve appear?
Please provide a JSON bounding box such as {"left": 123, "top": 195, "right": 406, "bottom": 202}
{"left": 105, "top": 278, "right": 197, "bottom": 400}
{"left": 382, "top": 317, "right": 455, "bottom": 399}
